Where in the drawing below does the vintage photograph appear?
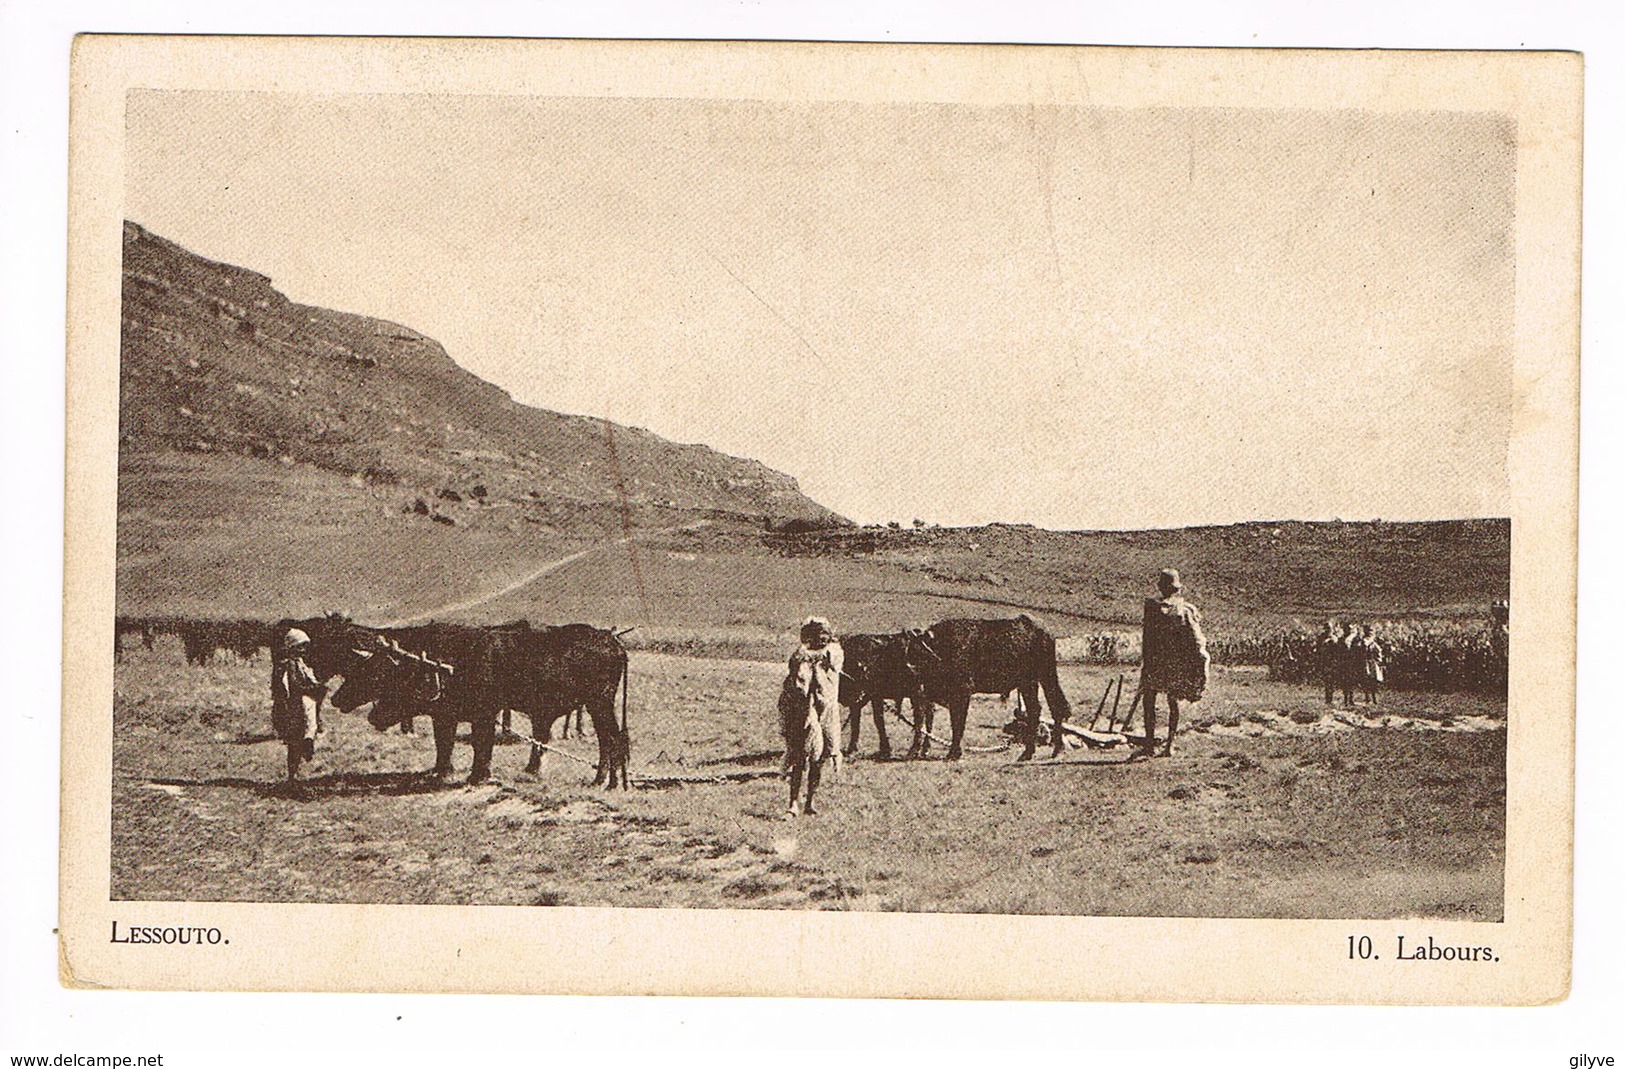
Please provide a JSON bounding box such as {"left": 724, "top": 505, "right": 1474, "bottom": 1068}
{"left": 61, "top": 38, "right": 1579, "bottom": 1001}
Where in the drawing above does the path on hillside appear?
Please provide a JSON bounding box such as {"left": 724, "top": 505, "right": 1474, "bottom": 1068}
{"left": 381, "top": 520, "right": 708, "bottom": 626}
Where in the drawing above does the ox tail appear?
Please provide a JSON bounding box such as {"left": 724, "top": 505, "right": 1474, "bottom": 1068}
{"left": 1040, "top": 638, "right": 1072, "bottom": 725}
{"left": 618, "top": 650, "right": 631, "bottom": 789}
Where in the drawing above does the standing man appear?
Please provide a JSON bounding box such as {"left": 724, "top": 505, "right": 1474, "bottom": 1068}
{"left": 1359, "top": 624, "right": 1387, "bottom": 705}
{"left": 272, "top": 628, "right": 327, "bottom": 786}
{"left": 779, "top": 617, "right": 843, "bottom": 816}
{"left": 1338, "top": 623, "right": 1363, "bottom": 708}
{"left": 1316, "top": 621, "right": 1343, "bottom": 705}
{"left": 1139, "top": 569, "right": 1209, "bottom": 758}
{"left": 1489, "top": 599, "right": 1510, "bottom": 695}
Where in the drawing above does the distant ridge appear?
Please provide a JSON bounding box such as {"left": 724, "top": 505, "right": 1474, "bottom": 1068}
{"left": 117, "top": 221, "right": 846, "bottom": 529}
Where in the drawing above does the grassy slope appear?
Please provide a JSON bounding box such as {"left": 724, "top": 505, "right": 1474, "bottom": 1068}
{"left": 116, "top": 452, "right": 598, "bottom": 621}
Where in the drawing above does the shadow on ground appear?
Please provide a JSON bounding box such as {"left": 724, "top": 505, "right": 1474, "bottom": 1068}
{"left": 148, "top": 769, "right": 458, "bottom": 800}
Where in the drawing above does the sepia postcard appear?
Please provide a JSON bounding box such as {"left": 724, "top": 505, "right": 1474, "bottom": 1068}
{"left": 61, "top": 36, "right": 1580, "bottom": 1003}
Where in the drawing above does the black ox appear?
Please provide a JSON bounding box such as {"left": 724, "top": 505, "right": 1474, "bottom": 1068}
{"left": 839, "top": 631, "right": 932, "bottom": 760}
{"left": 909, "top": 614, "right": 1071, "bottom": 761}
{"left": 488, "top": 623, "right": 629, "bottom": 787}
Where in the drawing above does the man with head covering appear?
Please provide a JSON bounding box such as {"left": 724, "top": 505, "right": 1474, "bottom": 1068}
{"left": 271, "top": 627, "right": 328, "bottom": 785}
{"left": 1138, "top": 569, "right": 1209, "bottom": 758}
{"left": 779, "top": 617, "right": 843, "bottom": 817}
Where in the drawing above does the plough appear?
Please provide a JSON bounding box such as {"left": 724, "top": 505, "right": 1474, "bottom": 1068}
{"left": 1022, "top": 674, "right": 1150, "bottom": 751}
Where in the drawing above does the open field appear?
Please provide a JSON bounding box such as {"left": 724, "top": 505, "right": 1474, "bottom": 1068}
{"left": 110, "top": 440, "right": 1510, "bottom": 919}
{"left": 112, "top": 643, "right": 1504, "bottom": 917}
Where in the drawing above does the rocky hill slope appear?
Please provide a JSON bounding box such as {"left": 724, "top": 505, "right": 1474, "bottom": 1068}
{"left": 118, "top": 221, "right": 844, "bottom": 531}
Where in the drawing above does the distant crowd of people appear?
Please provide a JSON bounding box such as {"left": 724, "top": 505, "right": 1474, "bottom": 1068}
{"left": 1315, "top": 620, "right": 1386, "bottom": 708}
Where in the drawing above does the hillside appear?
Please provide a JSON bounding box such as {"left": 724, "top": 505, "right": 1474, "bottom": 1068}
{"left": 440, "top": 517, "right": 1509, "bottom": 659}
{"left": 118, "top": 221, "right": 843, "bottom": 529}
{"left": 114, "top": 224, "right": 1508, "bottom": 636}
{"left": 765, "top": 518, "right": 1512, "bottom": 626}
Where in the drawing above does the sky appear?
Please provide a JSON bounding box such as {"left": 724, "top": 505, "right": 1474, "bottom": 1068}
{"left": 125, "top": 91, "right": 1515, "bottom": 529}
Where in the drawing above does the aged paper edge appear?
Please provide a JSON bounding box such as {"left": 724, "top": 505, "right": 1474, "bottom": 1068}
{"left": 61, "top": 36, "right": 1581, "bottom": 1003}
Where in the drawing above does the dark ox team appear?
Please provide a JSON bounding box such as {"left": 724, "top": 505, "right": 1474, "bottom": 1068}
{"left": 277, "top": 615, "right": 631, "bottom": 789}
{"left": 840, "top": 614, "right": 1070, "bottom": 763}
